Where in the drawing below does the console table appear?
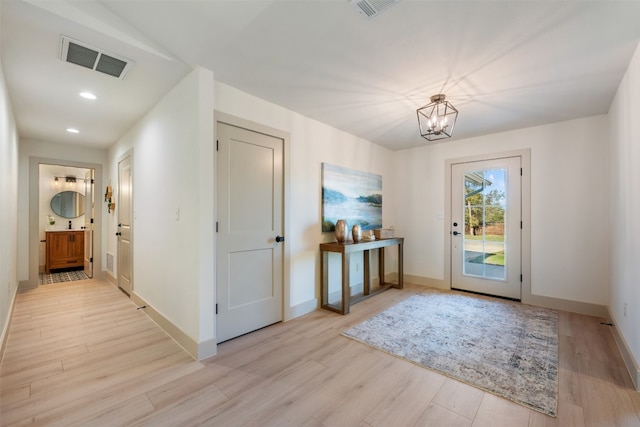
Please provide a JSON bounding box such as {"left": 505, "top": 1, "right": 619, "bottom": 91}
{"left": 320, "top": 237, "right": 404, "bottom": 314}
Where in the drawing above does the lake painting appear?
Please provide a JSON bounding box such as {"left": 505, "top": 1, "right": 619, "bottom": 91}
{"left": 322, "top": 163, "right": 382, "bottom": 232}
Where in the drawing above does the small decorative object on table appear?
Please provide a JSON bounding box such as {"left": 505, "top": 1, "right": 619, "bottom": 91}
{"left": 352, "top": 224, "right": 362, "bottom": 242}
{"left": 374, "top": 227, "right": 395, "bottom": 239}
{"left": 335, "top": 219, "right": 348, "bottom": 242}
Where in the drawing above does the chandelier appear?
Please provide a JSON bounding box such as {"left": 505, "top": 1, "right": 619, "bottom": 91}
{"left": 416, "top": 94, "right": 458, "bottom": 141}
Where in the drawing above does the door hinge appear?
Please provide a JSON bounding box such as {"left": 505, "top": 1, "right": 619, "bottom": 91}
{"left": 90, "top": 257, "right": 93, "bottom": 262}
{"left": 91, "top": 178, "right": 95, "bottom": 184}
{"left": 520, "top": 221, "right": 523, "bottom": 229}
{"left": 520, "top": 167, "right": 523, "bottom": 176}
{"left": 216, "top": 140, "right": 219, "bottom": 151}
{"left": 215, "top": 303, "right": 218, "bottom": 314}
{"left": 91, "top": 218, "right": 94, "bottom": 224}
{"left": 520, "top": 274, "right": 523, "bottom": 282}
{"left": 216, "top": 222, "right": 218, "bottom": 232}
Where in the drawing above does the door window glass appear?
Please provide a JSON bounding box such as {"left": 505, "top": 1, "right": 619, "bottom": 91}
{"left": 463, "top": 168, "right": 507, "bottom": 280}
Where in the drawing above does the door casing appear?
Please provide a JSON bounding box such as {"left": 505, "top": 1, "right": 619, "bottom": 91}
{"left": 84, "top": 169, "right": 94, "bottom": 278}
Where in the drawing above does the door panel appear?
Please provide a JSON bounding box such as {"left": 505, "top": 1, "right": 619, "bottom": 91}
{"left": 118, "top": 156, "right": 133, "bottom": 294}
{"left": 217, "top": 122, "right": 283, "bottom": 343}
{"left": 451, "top": 157, "right": 521, "bottom": 299}
{"left": 83, "top": 169, "right": 94, "bottom": 278}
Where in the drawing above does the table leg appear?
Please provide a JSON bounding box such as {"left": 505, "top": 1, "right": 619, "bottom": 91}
{"left": 363, "top": 249, "right": 371, "bottom": 295}
{"left": 379, "top": 247, "right": 385, "bottom": 286}
{"left": 321, "top": 250, "right": 328, "bottom": 308}
{"left": 342, "top": 252, "right": 351, "bottom": 315}
{"left": 396, "top": 241, "right": 404, "bottom": 289}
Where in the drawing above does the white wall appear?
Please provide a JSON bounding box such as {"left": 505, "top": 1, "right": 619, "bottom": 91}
{"left": 609, "top": 42, "right": 640, "bottom": 374}
{"left": 107, "top": 67, "right": 215, "bottom": 356}
{"left": 0, "top": 39, "right": 20, "bottom": 358}
{"left": 393, "top": 115, "right": 610, "bottom": 306}
{"left": 214, "top": 82, "right": 397, "bottom": 316}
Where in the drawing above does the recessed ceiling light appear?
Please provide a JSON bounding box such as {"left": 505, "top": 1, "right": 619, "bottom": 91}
{"left": 66, "top": 128, "right": 80, "bottom": 134}
{"left": 79, "top": 91, "right": 97, "bottom": 100}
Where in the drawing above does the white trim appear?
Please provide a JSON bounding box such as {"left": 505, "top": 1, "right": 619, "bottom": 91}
{"left": 0, "top": 285, "right": 18, "bottom": 364}
{"left": 287, "top": 298, "right": 318, "bottom": 320}
{"left": 609, "top": 308, "right": 640, "bottom": 391}
{"left": 403, "top": 274, "right": 608, "bottom": 317}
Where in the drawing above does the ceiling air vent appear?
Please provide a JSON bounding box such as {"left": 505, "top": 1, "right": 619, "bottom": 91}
{"left": 60, "top": 36, "right": 134, "bottom": 79}
{"left": 350, "top": 0, "right": 399, "bottom": 20}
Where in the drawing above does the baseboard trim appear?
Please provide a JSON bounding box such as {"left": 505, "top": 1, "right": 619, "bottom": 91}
{"left": 404, "top": 274, "right": 448, "bottom": 290}
{"left": 403, "top": 274, "right": 608, "bottom": 318}
{"left": 130, "top": 292, "right": 216, "bottom": 361}
{"left": 287, "top": 298, "right": 318, "bottom": 321}
{"left": 18, "top": 279, "right": 37, "bottom": 292}
{"left": 0, "top": 286, "right": 19, "bottom": 365}
{"left": 104, "top": 271, "right": 117, "bottom": 286}
{"left": 608, "top": 309, "right": 640, "bottom": 392}
{"left": 523, "top": 293, "right": 608, "bottom": 318}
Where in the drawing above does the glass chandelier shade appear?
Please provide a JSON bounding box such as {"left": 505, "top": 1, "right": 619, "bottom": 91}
{"left": 417, "top": 94, "right": 458, "bottom": 141}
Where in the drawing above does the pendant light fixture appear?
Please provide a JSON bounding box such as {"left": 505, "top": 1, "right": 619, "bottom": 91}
{"left": 417, "top": 94, "right": 458, "bottom": 141}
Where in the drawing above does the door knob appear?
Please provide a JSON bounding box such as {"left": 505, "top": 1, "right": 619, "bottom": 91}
{"left": 452, "top": 231, "right": 462, "bottom": 236}
{"left": 115, "top": 232, "right": 122, "bottom": 236}
{"left": 275, "top": 236, "right": 285, "bottom": 243}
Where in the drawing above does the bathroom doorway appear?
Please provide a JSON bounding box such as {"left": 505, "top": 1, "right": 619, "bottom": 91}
{"left": 38, "top": 164, "right": 93, "bottom": 285}
{"left": 27, "top": 157, "right": 103, "bottom": 289}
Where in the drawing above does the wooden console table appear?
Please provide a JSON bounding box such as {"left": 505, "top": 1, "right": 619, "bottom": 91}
{"left": 320, "top": 237, "right": 404, "bottom": 315}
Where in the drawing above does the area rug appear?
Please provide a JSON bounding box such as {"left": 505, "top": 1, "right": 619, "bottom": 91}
{"left": 39, "top": 269, "right": 89, "bottom": 285}
{"left": 342, "top": 290, "right": 558, "bottom": 416}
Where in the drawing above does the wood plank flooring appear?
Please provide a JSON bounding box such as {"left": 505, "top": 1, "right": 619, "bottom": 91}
{"left": 1, "top": 279, "right": 639, "bottom": 426}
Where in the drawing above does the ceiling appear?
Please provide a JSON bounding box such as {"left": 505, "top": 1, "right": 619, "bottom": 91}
{"left": 2, "top": 1, "right": 640, "bottom": 151}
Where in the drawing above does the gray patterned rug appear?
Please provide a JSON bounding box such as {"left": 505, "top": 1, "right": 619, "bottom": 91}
{"left": 39, "top": 269, "right": 89, "bottom": 285}
{"left": 342, "top": 290, "right": 558, "bottom": 416}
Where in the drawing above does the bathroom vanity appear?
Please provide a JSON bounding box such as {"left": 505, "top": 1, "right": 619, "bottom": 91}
{"left": 45, "top": 230, "right": 84, "bottom": 273}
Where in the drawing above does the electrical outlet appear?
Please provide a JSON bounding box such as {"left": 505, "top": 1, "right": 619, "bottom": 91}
{"left": 624, "top": 302, "right": 628, "bottom": 317}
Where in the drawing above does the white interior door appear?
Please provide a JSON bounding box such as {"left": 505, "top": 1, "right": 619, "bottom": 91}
{"left": 83, "top": 169, "right": 94, "bottom": 278}
{"left": 117, "top": 156, "right": 133, "bottom": 294}
{"left": 451, "top": 156, "right": 521, "bottom": 300}
{"left": 216, "top": 122, "right": 284, "bottom": 343}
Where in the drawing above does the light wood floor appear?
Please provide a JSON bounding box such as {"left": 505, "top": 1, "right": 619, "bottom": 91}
{"left": 1, "top": 279, "right": 639, "bottom": 426}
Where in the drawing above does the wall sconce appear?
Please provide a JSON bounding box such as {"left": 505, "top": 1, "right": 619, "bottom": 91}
{"left": 66, "top": 176, "right": 76, "bottom": 186}
{"left": 54, "top": 177, "right": 59, "bottom": 186}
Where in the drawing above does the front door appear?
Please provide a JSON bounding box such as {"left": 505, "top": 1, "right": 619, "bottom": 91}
{"left": 83, "top": 169, "right": 94, "bottom": 278}
{"left": 216, "top": 122, "right": 284, "bottom": 343}
{"left": 451, "top": 156, "right": 521, "bottom": 299}
{"left": 117, "top": 155, "right": 133, "bottom": 294}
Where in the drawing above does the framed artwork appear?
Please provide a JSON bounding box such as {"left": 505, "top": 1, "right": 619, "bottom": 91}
{"left": 321, "top": 163, "right": 382, "bottom": 232}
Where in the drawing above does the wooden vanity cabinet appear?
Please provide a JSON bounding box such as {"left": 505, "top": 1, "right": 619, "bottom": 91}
{"left": 45, "top": 231, "right": 84, "bottom": 273}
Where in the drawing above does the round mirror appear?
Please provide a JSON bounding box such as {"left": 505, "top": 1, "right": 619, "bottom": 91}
{"left": 51, "top": 191, "right": 85, "bottom": 218}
